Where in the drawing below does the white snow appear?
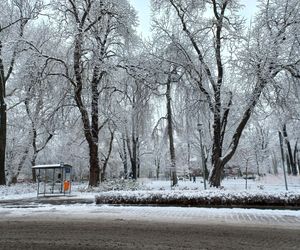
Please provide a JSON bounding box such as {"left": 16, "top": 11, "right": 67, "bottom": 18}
{"left": 1, "top": 175, "right": 299, "bottom": 201}
{"left": 139, "top": 175, "right": 300, "bottom": 192}
{"left": 0, "top": 202, "right": 300, "bottom": 229}
{"left": 0, "top": 175, "right": 300, "bottom": 228}
{"left": 1, "top": 175, "right": 300, "bottom": 202}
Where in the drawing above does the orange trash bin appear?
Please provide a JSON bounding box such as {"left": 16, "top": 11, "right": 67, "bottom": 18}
{"left": 64, "top": 181, "right": 70, "bottom": 191}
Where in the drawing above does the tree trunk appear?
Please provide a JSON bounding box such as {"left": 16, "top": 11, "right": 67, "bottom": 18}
{"left": 255, "top": 151, "right": 260, "bottom": 177}
{"left": 122, "top": 136, "right": 128, "bottom": 178}
{"left": 10, "top": 146, "right": 30, "bottom": 184}
{"left": 0, "top": 43, "right": 6, "bottom": 185}
{"left": 155, "top": 158, "right": 160, "bottom": 179}
{"left": 74, "top": 78, "right": 100, "bottom": 187}
{"left": 26, "top": 115, "right": 53, "bottom": 182}
{"left": 209, "top": 77, "right": 267, "bottom": 187}
{"left": 131, "top": 136, "right": 137, "bottom": 180}
{"left": 166, "top": 72, "right": 177, "bottom": 186}
{"left": 209, "top": 157, "right": 224, "bottom": 187}
{"left": 100, "top": 130, "right": 114, "bottom": 182}
{"left": 88, "top": 142, "right": 100, "bottom": 186}
{"left": 272, "top": 152, "right": 278, "bottom": 175}
{"left": 137, "top": 139, "right": 140, "bottom": 178}
{"left": 294, "top": 140, "right": 298, "bottom": 175}
{"left": 31, "top": 156, "right": 37, "bottom": 182}
{"left": 0, "top": 101, "right": 6, "bottom": 185}
{"left": 286, "top": 153, "right": 291, "bottom": 175}
{"left": 283, "top": 124, "right": 297, "bottom": 175}
{"left": 73, "top": 31, "right": 102, "bottom": 187}
{"left": 90, "top": 66, "right": 100, "bottom": 185}
{"left": 126, "top": 113, "right": 139, "bottom": 180}
{"left": 0, "top": 7, "right": 29, "bottom": 186}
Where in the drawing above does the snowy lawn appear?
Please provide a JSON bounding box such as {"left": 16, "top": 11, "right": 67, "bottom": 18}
{"left": 1, "top": 175, "right": 300, "bottom": 208}
{"left": 95, "top": 175, "right": 300, "bottom": 207}
{"left": 0, "top": 182, "right": 37, "bottom": 200}
{"left": 139, "top": 175, "right": 300, "bottom": 192}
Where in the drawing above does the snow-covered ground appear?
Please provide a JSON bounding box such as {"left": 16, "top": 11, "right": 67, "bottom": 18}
{"left": 0, "top": 201, "right": 300, "bottom": 229}
{"left": 1, "top": 174, "right": 300, "bottom": 201}
{"left": 140, "top": 175, "right": 300, "bottom": 191}
{"left": 0, "top": 175, "right": 300, "bottom": 229}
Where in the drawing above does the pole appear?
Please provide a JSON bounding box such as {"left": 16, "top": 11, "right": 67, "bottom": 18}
{"left": 245, "top": 161, "right": 248, "bottom": 190}
{"left": 279, "top": 131, "right": 288, "bottom": 191}
{"left": 198, "top": 123, "right": 207, "bottom": 190}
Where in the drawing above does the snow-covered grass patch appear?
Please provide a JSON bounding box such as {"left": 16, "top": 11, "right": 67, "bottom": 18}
{"left": 1, "top": 175, "right": 300, "bottom": 209}
{"left": 95, "top": 190, "right": 300, "bottom": 208}
{"left": 0, "top": 183, "right": 37, "bottom": 200}
{"left": 140, "top": 175, "right": 300, "bottom": 192}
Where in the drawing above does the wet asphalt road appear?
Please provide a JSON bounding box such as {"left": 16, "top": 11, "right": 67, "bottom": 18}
{"left": 0, "top": 197, "right": 300, "bottom": 249}
{"left": 0, "top": 218, "right": 300, "bottom": 250}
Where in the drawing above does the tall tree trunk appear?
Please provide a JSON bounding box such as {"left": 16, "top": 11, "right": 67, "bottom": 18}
{"left": 25, "top": 97, "right": 53, "bottom": 182}
{"left": 100, "top": 130, "right": 114, "bottom": 182}
{"left": 0, "top": 42, "right": 6, "bottom": 185}
{"left": 272, "top": 152, "right": 278, "bottom": 175}
{"left": 282, "top": 124, "right": 297, "bottom": 175}
{"left": 255, "top": 151, "right": 260, "bottom": 177}
{"left": 185, "top": 95, "right": 191, "bottom": 173}
{"left": 121, "top": 135, "right": 128, "bottom": 178}
{"left": 31, "top": 156, "right": 37, "bottom": 182}
{"left": 137, "top": 139, "right": 140, "bottom": 178}
{"left": 209, "top": 77, "right": 267, "bottom": 187}
{"left": 74, "top": 72, "right": 100, "bottom": 187}
{"left": 0, "top": 98, "right": 6, "bottom": 185}
{"left": 0, "top": 8, "right": 29, "bottom": 186}
{"left": 155, "top": 158, "right": 160, "bottom": 179}
{"left": 286, "top": 153, "right": 292, "bottom": 175}
{"left": 294, "top": 140, "right": 298, "bottom": 175}
{"left": 209, "top": 158, "right": 224, "bottom": 187}
{"left": 73, "top": 32, "right": 101, "bottom": 187}
{"left": 89, "top": 141, "right": 100, "bottom": 186}
{"left": 90, "top": 66, "right": 100, "bottom": 185}
{"left": 126, "top": 131, "right": 137, "bottom": 180}
{"left": 10, "top": 146, "right": 30, "bottom": 184}
{"left": 166, "top": 72, "right": 177, "bottom": 186}
{"left": 131, "top": 136, "right": 137, "bottom": 179}
{"left": 127, "top": 105, "right": 139, "bottom": 180}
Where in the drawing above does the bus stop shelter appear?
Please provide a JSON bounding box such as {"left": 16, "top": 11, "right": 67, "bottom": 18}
{"left": 32, "top": 163, "right": 72, "bottom": 196}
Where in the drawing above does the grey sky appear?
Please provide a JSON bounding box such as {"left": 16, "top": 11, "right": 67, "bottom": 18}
{"left": 129, "top": 0, "right": 258, "bottom": 37}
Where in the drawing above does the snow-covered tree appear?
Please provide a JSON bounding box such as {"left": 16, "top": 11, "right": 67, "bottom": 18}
{"left": 151, "top": 0, "right": 300, "bottom": 187}
{"left": 0, "top": 0, "right": 44, "bottom": 185}
{"left": 42, "top": 0, "right": 137, "bottom": 186}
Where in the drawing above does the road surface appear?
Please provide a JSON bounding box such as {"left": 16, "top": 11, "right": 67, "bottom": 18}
{"left": 0, "top": 217, "right": 300, "bottom": 249}
{"left": 0, "top": 198, "right": 300, "bottom": 249}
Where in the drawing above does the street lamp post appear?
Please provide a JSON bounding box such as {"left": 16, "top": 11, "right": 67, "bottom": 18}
{"left": 278, "top": 131, "right": 288, "bottom": 191}
{"left": 197, "top": 123, "right": 207, "bottom": 190}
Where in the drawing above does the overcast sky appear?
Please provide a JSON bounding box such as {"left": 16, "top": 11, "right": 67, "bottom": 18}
{"left": 129, "top": 0, "right": 258, "bottom": 37}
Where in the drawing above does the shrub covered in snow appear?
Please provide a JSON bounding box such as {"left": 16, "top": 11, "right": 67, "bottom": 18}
{"left": 77, "top": 179, "right": 144, "bottom": 192}
{"left": 95, "top": 190, "right": 300, "bottom": 208}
